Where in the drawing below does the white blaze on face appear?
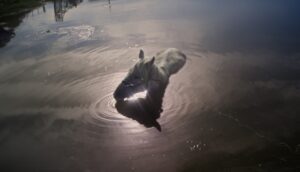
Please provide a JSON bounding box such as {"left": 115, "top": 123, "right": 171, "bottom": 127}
{"left": 124, "top": 90, "right": 147, "bottom": 101}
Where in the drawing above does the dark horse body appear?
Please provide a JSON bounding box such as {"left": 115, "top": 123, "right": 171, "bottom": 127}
{"left": 114, "top": 48, "right": 186, "bottom": 131}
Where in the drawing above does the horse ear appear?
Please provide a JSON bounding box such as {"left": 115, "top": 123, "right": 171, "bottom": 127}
{"left": 139, "top": 49, "right": 144, "bottom": 60}
{"left": 148, "top": 56, "right": 155, "bottom": 65}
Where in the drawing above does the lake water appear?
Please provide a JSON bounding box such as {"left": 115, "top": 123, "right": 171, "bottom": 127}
{"left": 0, "top": 0, "right": 299, "bottom": 171}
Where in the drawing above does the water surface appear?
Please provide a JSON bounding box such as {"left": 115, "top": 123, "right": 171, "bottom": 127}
{"left": 0, "top": 0, "right": 299, "bottom": 171}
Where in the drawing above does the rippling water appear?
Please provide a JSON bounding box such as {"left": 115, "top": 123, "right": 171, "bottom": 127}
{"left": 0, "top": 0, "right": 300, "bottom": 171}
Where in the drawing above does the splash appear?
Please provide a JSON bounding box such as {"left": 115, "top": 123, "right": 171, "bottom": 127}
{"left": 58, "top": 25, "right": 95, "bottom": 41}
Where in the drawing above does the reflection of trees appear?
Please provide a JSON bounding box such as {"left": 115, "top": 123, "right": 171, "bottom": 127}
{"left": 53, "top": 0, "right": 83, "bottom": 22}
{"left": 0, "top": 0, "right": 43, "bottom": 47}
{"left": 88, "top": 0, "right": 111, "bottom": 11}
{"left": 0, "top": 27, "right": 14, "bottom": 47}
{"left": 0, "top": 0, "right": 84, "bottom": 47}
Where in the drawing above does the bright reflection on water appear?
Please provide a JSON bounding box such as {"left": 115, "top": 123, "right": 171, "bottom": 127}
{"left": 124, "top": 90, "right": 147, "bottom": 101}
{"left": 0, "top": 0, "right": 300, "bottom": 171}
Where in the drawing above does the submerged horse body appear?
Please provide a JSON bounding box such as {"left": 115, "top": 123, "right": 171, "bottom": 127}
{"left": 113, "top": 48, "right": 186, "bottom": 102}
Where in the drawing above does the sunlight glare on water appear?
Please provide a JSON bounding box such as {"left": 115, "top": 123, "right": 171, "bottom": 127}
{"left": 124, "top": 90, "right": 148, "bottom": 101}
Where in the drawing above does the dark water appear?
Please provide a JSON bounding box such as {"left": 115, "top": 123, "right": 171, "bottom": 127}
{"left": 0, "top": 0, "right": 300, "bottom": 171}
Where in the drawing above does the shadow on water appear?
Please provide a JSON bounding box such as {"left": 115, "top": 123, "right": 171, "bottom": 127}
{"left": 115, "top": 84, "right": 168, "bottom": 132}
